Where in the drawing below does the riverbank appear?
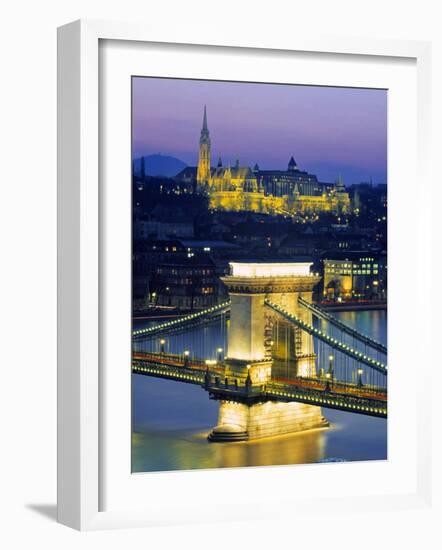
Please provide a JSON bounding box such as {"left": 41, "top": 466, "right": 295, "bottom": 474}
{"left": 316, "top": 301, "right": 387, "bottom": 312}
{"left": 132, "top": 308, "right": 189, "bottom": 321}
{"left": 133, "top": 300, "right": 387, "bottom": 320}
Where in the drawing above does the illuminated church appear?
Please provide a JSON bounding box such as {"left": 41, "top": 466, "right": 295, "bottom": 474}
{"left": 177, "top": 106, "right": 350, "bottom": 216}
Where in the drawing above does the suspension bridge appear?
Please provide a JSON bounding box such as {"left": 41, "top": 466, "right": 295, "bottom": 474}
{"left": 133, "top": 261, "right": 387, "bottom": 441}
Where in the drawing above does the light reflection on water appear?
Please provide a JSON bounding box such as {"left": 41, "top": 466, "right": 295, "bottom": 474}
{"left": 132, "top": 309, "right": 387, "bottom": 473}
{"left": 132, "top": 422, "right": 326, "bottom": 472}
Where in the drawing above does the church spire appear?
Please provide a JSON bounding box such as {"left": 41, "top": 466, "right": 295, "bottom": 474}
{"left": 199, "top": 105, "right": 210, "bottom": 144}
{"left": 202, "top": 104, "right": 208, "bottom": 131}
{"left": 197, "top": 105, "right": 211, "bottom": 188}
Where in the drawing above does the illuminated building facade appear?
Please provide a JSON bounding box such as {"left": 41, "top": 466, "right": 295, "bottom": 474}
{"left": 177, "top": 107, "right": 350, "bottom": 215}
{"left": 323, "top": 252, "right": 387, "bottom": 300}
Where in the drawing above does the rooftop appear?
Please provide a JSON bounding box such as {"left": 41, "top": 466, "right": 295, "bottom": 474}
{"left": 322, "top": 250, "right": 385, "bottom": 261}
{"left": 179, "top": 239, "right": 240, "bottom": 249}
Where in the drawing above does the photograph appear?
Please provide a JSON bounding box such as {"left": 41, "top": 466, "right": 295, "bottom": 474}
{"left": 131, "top": 76, "right": 388, "bottom": 473}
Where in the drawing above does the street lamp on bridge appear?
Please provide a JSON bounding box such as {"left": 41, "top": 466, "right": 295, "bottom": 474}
{"left": 217, "top": 347, "right": 223, "bottom": 362}
{"left": 245, "top": 364, "right": 252, "bottom": 393}
{"left": 328, "top": 354, "right": 334, "bottom": 381}
{"left": 325, "top": 372, "right": 332, "bottom": 392}
{"left": 160, "top": 338, "right": 166, "bottom": 354}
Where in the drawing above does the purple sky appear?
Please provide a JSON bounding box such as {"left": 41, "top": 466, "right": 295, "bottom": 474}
{"left": 132, "top": 77, "right": 387, "bottom": 185}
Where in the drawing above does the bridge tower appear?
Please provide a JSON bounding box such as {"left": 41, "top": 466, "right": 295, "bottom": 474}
{"left": 208, "top": 261, "right": 328, "bottom": 442}
{"left": 223, "top": 261, "right": 320, "bottom": 382}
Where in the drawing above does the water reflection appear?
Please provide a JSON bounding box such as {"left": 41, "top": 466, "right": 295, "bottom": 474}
{"left": 132, "top": 425, "right": 326, "bottom": 472}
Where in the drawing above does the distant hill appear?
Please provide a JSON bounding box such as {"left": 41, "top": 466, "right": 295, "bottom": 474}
{"left": 134, "top": 154, "right": 187, "bottom": 178}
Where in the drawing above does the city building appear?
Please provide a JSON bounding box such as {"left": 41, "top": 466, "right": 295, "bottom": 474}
{"left": 133, "top": 218, "right": 194, "bottom": 240}
{"left": 322, "top": 251, "right": 387, "bottom": 301}
{"left": 178, "top": 239, "right": 240, "bottom": 256}
{"left": 132, "top": 239, "right": 187, "bottom": 311}
{"left": 279, "top": 232, "right": 330, "bottom": 257}
{"left": 149, "top": 255, "right": 218, "bottom": 310}
{"left": 176, "top": 106, "right": 350, "bottom": 216}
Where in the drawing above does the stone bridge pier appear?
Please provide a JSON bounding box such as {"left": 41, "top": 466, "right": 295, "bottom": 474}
{"left": 208, "top": 261, "right": 328, "bottom": 442}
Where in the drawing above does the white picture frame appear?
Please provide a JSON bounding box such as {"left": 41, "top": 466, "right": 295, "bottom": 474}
{"left": 57, "top": 19, "right": 432, "bottom": 531}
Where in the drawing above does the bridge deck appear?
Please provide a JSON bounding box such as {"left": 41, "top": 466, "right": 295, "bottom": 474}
{"left": 132, "top": 352, "right": 387, "bottom": 418}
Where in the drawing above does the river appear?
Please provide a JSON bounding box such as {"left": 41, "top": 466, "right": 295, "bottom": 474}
{"left": 132, "top": 309, "right": 387, "bottom": 472}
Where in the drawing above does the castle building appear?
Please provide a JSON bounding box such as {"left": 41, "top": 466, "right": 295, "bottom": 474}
{"left": 177, "top": 107, "right": 350, "bottom": 216}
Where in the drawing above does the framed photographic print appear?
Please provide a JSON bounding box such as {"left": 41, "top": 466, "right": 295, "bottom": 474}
{"left": 57, "top": 20, "right": 432, "bottom": 530}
